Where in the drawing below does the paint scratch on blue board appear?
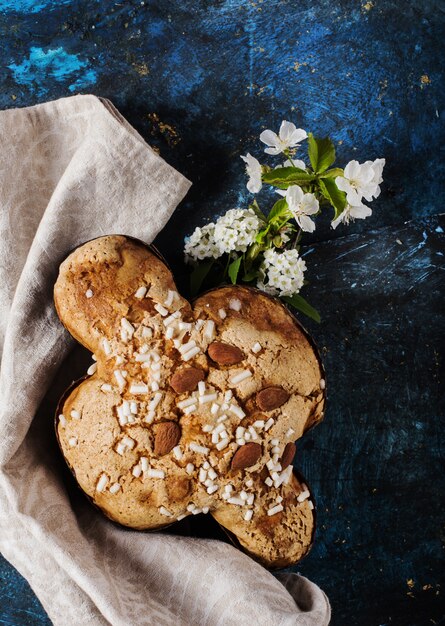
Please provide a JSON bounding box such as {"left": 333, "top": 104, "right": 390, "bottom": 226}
{"left": 8, "top": 47, "right": 97, "bottom": 95}
{"left": 0, "top": 0, "right": 71, "bottom": 13}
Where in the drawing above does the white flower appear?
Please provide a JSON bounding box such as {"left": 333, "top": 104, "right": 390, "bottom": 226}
{"left": 241, "top": 153, "right": 262, "bottom": 193}
{"left": 260, "top": 121, "right": 307, "bottom": 156}
{"left": 331, "top": 202, "right": 372, "bottom": 230}
{"left": 256, "top": 280, "right": 276, "bottom": 296}
{"left": 364, "top": 157, "right": 385, "bottom": 199}
{"left": 184, "top": 223, "right": 220, "bottom": 261}
{"left": 185, "top": 208, "right": 261, "bottom": 261}
{"left": 214, "top": 208, "right": 260, "bottom": 254}
{"left": 285, "top": 185, "right": 319, "bottom": 233}
{"left": 336, "top": 158, "right": 385, "bottom": 205}
{"left": 275, "top": 159, "right": 306, "bottom": 170}
{"left": 279, "top": 226, "right": 292, "bottom": 244}
{"left": 257, "top": 248, "right": 306, "bottom": 297}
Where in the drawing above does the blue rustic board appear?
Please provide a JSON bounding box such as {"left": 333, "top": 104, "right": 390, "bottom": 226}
{"left": 0, "top": 1, "right": 444, "bottom": 625}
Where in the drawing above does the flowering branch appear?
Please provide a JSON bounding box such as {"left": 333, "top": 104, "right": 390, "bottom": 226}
{"left": 184, "top": 120, "right": 385, "bottom": 322}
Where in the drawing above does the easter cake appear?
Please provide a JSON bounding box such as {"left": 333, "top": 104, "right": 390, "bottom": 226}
{"left": 54, "top": 235, "right": 325, "bottom": 567}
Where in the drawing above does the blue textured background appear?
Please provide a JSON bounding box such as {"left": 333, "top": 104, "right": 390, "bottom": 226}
{"left": 0, "top": 1, "right": 444, "bottom": 625}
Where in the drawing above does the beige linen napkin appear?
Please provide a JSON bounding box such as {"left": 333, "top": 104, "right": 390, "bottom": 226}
{"left": 0, "top": 95, "right": 330, "bottom": 626}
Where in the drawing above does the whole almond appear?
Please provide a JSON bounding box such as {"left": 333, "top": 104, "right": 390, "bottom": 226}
{"left": 208, "top": 342, "right": 245, "bottom": 366}
{"left": 154, "top": 421, "right": 181, "bottom": 456}
{"left": 231, "top": 442, "right": 262, "bottom": 470}
{"left": 170, "top": 367, "right": 205, "bottom": 393}
{"left": 281, "top": 442, "right": 296, "bottom": 470}
{"left": 256, "top": 386, "right": 290, "bottom": 411}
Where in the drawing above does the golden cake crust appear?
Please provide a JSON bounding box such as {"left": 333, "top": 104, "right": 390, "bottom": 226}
{"left": 54, "top": 235, "right": 325, "bottom": 567}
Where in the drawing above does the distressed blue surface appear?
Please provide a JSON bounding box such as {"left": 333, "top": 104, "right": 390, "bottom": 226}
{"left": 0, "top": 1, "right": 444, "bottom": 625}
{"left": 0, "top": 0, "right": 444, "bottom": 243}
{"left": 294, "top": 215, "right": 445, "bottom": 626}
{"left": 0, "top": 555, "right": 51, "bottom": 625}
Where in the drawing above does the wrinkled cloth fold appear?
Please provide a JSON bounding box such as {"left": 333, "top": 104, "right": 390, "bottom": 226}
{"left": 0, "top": 95, "right": 330, "bottom": 626}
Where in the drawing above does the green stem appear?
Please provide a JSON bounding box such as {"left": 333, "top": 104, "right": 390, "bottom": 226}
{"left": 220, "top": 254, "right": 231, "bottom": 282}
{"left": 294, "top": 228, "right": 303, "bottom": 247}
{"left": 283, "top": 149, "right": 296, "bottom": 167}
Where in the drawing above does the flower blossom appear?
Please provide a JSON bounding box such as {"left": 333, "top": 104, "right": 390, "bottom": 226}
{"left": 366, "top": 157, "right": 385, "bottom": 195}
{"left": 275, "top": 159, "right": 306, "bottom": 171}
{"left": 184, "top": 223, "right": 220, "bottom": 261}
{"left": 336, "top": 158, "right": 385, "bottom": 205}
{"left": 331, "top": 202, "right": 372, "bottom": 230}
{"left": 257, "top": 248, "right": 306, "bottom": 297}
{"left": 241, "top": 153, "right": 262, "bottom": 193}
{"left": 184, "top": 208, "right": 261, "bottom": 261}
{"left": 279, "top": 225, "right": 292, "bottom": 244}
{"left": 285, "top": 185, "right": 319, "bottom": 233}
{"left": 260, "top": 121, "right": 307, "bottom": 155}
{"left": 214, "top": 208, "right": 260, "bottom": 254}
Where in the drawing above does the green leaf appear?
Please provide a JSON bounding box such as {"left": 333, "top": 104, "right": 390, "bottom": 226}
{"left": 255, "top": 224, "right": 271, "bottom": 244}
{"left": 249, "top": 199, "right": 267, "bottom": 222}
{"left": 228, "top": 256, "right": 242, "bottom": 285}
{"left": 318, "top": 167, "right": 343, "bottom": 179}
{"left": 262, "top": 167, "right": 316, "bottom": 189}
{"left": 242, "top": 269, "right": 259, "bottom": 282}
{"left": 190, "top": 259, "right": 214, "bottom": 296}
{"left": 282, "top": 294, "right": 321, "bottom": 323}
{"left": 318, "top": 177, "right": 347, "bottom": 219}
{"left": 245, "top": 242, "right": 262, "bottom": 262}
{"left": 307, "top": 133, "right": 336, "bottom": 173}
{"left": 267, "top": 198, "right": 289, "bottom": 223}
